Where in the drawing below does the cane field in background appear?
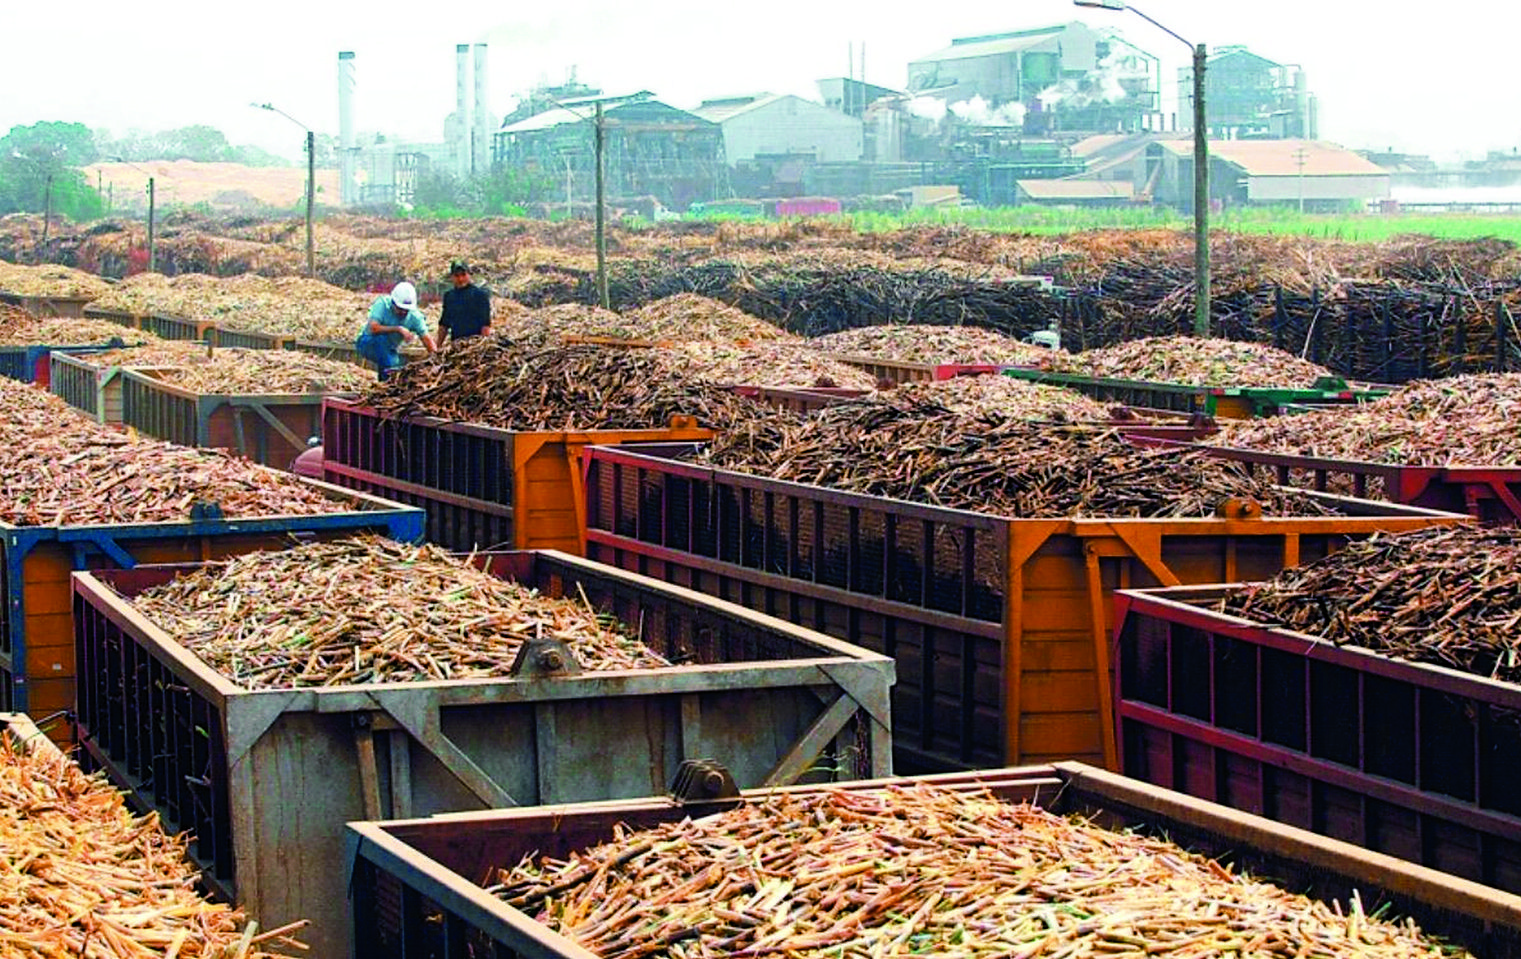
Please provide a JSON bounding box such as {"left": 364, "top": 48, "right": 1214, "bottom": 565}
{"left": 832, "top": 204, "right": 1521, "bottom": 243}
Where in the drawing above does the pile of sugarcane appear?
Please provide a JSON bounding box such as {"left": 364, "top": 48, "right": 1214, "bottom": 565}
{"left": 87, "top": 272, "right": 393, "bottom": 342}
{"left": 893, "top": 375, "right": 1113, "bottom": 422}
{"left": 1223, "top": 526, "right": 1521, "bottom": 683}
{"left": 1213, "top": 373, "right": 1521, "bottom": 466}
{"left": 1054, "top": 335, "right": 1335, "bottom": 388}
{"left": 491, "top": 782, "right": 1459, "bottom": 959}
{"left": 129, "top": 537, "right": 670, "bottom": 688}
{"left": 549, "top": 258, "right": 1065, "bottom": 340}
{"left": 0, "top": 260, "right": 114, "bottom": 299}
{"left": 670, "top": 340, "right": 876, "bottom": 390}
{"left": 0, "top": 309, "right": 156, "bottom": 347}
{"left": 0, "top": 723, "right": 304, "bottom": 957}
{"left": 703, "top": 398, "right": 1328, "bottom": 518}
{"left": 362, "top": 341, "right": 768, "bottom": 431}
{"left": 86, "top": 340, "right": 217, "bottom": 367}
{"left": 808, "top": 324, "right": 1053, "bottom": 366}
{"left": 146, "top": 347, "right": 374, "bottom": 394}
{"left": 0, "top": 379, "right": 346, "bottom": 525}
{"left": 628, "top": 294, "right": 794, "bottom": 342}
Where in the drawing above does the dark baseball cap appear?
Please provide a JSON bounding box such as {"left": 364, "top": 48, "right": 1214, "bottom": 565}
{"left": 448, "top": 260, "right": 470, "bottom": 275}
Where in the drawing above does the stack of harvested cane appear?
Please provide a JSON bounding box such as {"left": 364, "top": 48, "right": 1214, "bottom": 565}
{"left": 129, "top": 537, "right": 670, "bottom": 689}
{"left": 1223, "top": 525, "right": 1521, "bottom": 683}
{"left": 490, "top": 782, "right": 1462, "bottom": 959}
{"left": 702, "top": 397, "right": 1329, "bottom": 519}
{"left": 0, "top": 720, "right": 305, "bottom": 957}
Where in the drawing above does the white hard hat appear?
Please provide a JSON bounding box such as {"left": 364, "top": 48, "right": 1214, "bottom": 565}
{"left": 391, "top": 282, "right": 418, "bottom": 310}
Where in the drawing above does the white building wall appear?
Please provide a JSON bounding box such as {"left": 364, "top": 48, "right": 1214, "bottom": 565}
{"left": 1247, "top": 174, "right": 1390, "bottom": 202}
{"left": 720, "top": 97, "right": 863, "bottom": 164}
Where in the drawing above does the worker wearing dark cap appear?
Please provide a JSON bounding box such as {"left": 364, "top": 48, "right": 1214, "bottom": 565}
{"left": 438, "top": 260, "right": 491, "bottom": 345}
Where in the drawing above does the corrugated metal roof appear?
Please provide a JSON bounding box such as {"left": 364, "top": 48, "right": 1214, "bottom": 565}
{"left": 1018, "top": 179, "right": 1133, "bottom": 199}
{"left": 693, "top": 94, "right": 784, "bottom": 124}
{"left": 1157, "top": 139, "right": 1388, "bottom": 177}
{"left": 500, "top": 107, "right": 588, "bottom": 135}
{"left": 1069, "top": 134, "right": 1133, "bottom": 158}
{"left": 501, "top": 98, "right": 709, "bottom": 135}
{"left": 912, "top": 31, "right": 1058, "bottom": 64}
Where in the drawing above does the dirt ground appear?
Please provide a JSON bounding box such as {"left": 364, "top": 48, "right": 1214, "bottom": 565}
{"left": 80, "top": 160, "right": 342, "bottom": 212}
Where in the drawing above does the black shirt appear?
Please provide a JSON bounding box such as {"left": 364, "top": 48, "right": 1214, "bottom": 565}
{"left": 440, "top": 283, "right": 491, "bottom": 339}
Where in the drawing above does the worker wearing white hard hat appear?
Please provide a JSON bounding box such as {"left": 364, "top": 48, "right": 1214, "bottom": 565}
{"left": 355, "top": 281, "right": 437, "bottom": 380}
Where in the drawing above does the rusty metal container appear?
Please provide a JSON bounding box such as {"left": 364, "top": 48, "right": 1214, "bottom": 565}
{"left": 322, "top": 398, "right": 713, "bottom": 553}
{"left": 1113, "top": 583, "right": 1521, "bottom": 893}
{"left": 346, "top": 761, "right": 1521, "bottom": 959}
{"left": 120, "top": 368, "right": 343, "bottom": 468}
{"left": 583, "top": 444, "right": 1466, "bottom": 773}
{"left": 73, "top": 549, "right": 893, "bottom": 959}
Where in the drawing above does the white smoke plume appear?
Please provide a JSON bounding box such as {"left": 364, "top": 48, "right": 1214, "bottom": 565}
{"left": 1037, "top": 46, "right": 1139, "bottom": 109}
{"left": 949, "top": 95, "right": 1027, "bottom": 127}
{"left": 905, "top": 96, "right": 948, "bottom": 122}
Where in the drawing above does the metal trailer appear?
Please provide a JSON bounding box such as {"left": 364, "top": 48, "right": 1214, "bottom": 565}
{"left": 0, "top": 478, "right": 422, "bottom": 731}
{"left": 346, "top": 761, "right": 1521, "bottom": 959}
{"left": 1161, "top": 442, "right": 1521, "bottom": 526}
{"left": 295, "top": 338, "right": 368, "bottom": 368}
{"left": 82, "top": 305, "right": 146, "bottom": 331}
{"left": 73, "top": 550, "right": 894, "bottom": 959}
{"left": 820, "top": 353, "right": 1027, "bottom": 387}
{"left": 141, "top": 313, "right": 218, "bottom": 341}
{"left": 726, "top": 384, "right": 870, "bottom": 413}
{"left": 0, "top": 342, "right": 129, "bottom": 387}
{"left": 294, "top": 339, "right": 425, "bottom": 373}
{"left": 582, "top": 444, "right": 1467, "bottom": 774}
{"left": 1113, "top": 584, "right": 1521, "bottom": 894}
{"left": 1002, "top": 368, "right": 1389, "bottom": 419}
{"left": 321, "top": 398, "right": 714, "bottom": 554}
{"left": 0, "top": 290, "right": 93, "bottom": 318}
{"left": 212, "top": 325, "right": 297, "bottom": 350}
{"left": 50, "top": 353, "right": 181, "bottom": 425}
{"left": 120, "top": 368, "right": 345, "bottom": 467}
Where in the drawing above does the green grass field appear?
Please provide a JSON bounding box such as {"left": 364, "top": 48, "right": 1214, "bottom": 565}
{"left": 837, "top": 206, "right": 1521, "bottom": 243}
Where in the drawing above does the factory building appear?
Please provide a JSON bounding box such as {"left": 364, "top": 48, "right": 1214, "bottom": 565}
{"left": 494, "top": 95, "right": 725, "bottom": 211}
{"left": 1179, "top": 46, "right": 1317, "bottom": 140}
{"left": 336, "top": 44, "right": 496, "bottom": 208}
{"left": 691, "top": 93, "right": 862, "bottom": 199}
{"left": 906, "top": 22, "right": 1162, "bottom": 136}
{"left": 816, "top": 77, "right": 902, "bottom": 118}
{"left": 693, "top": 94, "right": 862, "bottom": 165}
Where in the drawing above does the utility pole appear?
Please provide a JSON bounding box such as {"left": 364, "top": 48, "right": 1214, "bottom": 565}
{"left": 1293, "top": 146, "right": 1309, "bottom": 215}
{"left": 146, "top": 177, "right": 156, "bottom": 273}
{"left": 40, "top": 174, "right": 52, "bottom": 258}
{"left": 306, "top": 130, "right": 316, "bottom": 277}
{"left": 1192, "top": 42, "right": 1209, "bottom": 337}
{"left": 594, "top": 102, "right": 609, "bottom": 310}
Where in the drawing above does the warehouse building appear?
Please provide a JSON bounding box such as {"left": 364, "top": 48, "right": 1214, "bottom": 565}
{"left": 693, "top": 94, "right": 863, "bottom": 165}
{"left": 495, "top": 95, "right": 726, "bottom": 211}
{"left": 1145, "top": 139, "right": 1389, "bottom": 211}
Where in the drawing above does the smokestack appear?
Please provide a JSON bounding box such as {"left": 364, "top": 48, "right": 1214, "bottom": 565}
{"left": 473, "top": 42, "right": 490, "bottom": 174}
{"left": 455, "top": 44, "right": 471, "bottom": 177}
{"left": 338, "top": 52, "right": 356, "bottom": 205}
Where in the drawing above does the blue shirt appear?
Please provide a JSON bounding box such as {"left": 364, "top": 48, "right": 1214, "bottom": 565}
{"left": 363, "top": 295, "right": 430, "bottom": 352}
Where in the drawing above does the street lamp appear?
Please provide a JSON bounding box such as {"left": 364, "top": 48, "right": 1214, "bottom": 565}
{"left": 1075, "top": 0, "right": 1210, "bottom": 336}
{"left": 252, "top": 102, "right": 316, "bottom": 277}
{"left": 105, "top": 156, "right": 156, "bottom": 273}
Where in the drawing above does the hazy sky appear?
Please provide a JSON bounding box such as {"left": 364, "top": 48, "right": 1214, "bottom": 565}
{"left": 3, "top": 1, "right": 1516, "bottom": 165}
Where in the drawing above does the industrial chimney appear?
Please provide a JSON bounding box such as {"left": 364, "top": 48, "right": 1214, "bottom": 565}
{"left": 473, "top": 42, "right": 490, "bottom": 174}
{"left": 338, "top": 52, "right": 356, "bottom": 205}
{"left": 455, "top": 44, "right": 471, "bottom": 177}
